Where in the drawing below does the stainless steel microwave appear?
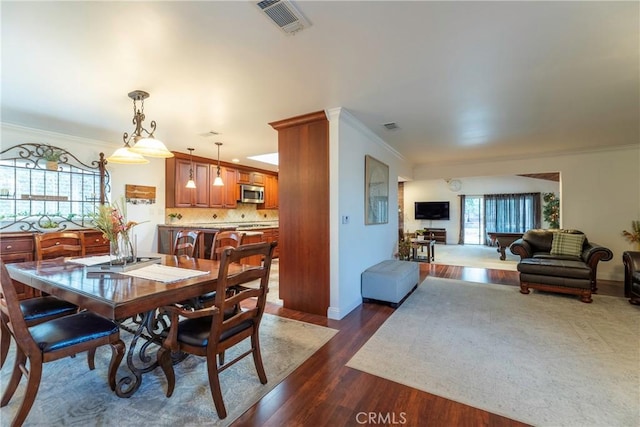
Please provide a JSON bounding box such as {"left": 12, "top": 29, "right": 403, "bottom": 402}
{"left": 240, "top": 184, "right": 264, "bottom": 203}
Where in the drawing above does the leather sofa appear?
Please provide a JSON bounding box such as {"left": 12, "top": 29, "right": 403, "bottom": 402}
{"left": 510, "top": 229, "right": 613, "bottom": 303}
{"left": 622, "top": 251, "right": 640, "bottom": 305}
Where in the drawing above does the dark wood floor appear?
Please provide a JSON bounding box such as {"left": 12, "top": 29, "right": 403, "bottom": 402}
{"left": 234, "top": 263, "right": 625, "bottom": 426}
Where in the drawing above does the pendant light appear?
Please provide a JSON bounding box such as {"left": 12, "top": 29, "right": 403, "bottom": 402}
{"left": 213, "top": 142, "right": 224, "bottom": 186}
{"left": 185, "top": 148, "right": 196, "bottom": 188}
{"left": 107, "top": 90, "right": 174, "bottom": 164}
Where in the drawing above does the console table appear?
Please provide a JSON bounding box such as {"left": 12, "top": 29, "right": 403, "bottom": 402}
{"left": 423, "top": 228, "right": 446, "bottom": 244}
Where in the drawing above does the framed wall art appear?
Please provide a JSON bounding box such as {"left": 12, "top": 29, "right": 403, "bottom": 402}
{"left": 364, "top": 155, "right": 389, "bottom": 225}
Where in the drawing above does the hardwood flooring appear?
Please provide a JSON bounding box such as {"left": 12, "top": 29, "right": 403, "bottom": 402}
{"left": 234, "top": 263, "right": 625, "bottom": 426}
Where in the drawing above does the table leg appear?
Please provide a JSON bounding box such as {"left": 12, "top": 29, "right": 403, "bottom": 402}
{"left": 499, "top": 246, "right": 507, "bottom": 261}
{"left": 115, "top": 310, "right": 177, "bottom": 397}
{"left": 431, "top": 242, "right": 435, "bottom": 262}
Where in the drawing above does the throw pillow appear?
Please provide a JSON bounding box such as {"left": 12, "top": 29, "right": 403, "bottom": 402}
{"left": 550, "top": 232, "right": 585, "bottom": 257}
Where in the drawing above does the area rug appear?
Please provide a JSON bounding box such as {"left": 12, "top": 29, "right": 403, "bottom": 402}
{"left": 1, "top": 314, "right": 337, "bottom": 426}
{"left": 346, "top": 277, "right": 639, "bottom": 426}
{"left": 431, "top": 244, "right": 519, "bottom": 271}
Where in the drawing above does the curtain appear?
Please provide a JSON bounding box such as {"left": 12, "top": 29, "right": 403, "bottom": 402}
{"left": 484, "top": 193, "right": 541, "bottom": 245}
{"left": 458, "top": 194, "right": 466, "bottom": 244}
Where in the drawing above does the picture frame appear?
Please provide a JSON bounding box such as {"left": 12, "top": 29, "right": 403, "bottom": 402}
{"left": 364, "top": 155, "right": 389, "bottom": 225}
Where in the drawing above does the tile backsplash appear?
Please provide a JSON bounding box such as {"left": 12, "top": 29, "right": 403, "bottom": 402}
{"left": 165, "top": 204, "right": 278, "bottom": 225}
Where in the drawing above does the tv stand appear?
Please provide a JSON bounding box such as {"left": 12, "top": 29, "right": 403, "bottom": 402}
{"left": 424, "top": 228, "right": 446, "bottom": 244}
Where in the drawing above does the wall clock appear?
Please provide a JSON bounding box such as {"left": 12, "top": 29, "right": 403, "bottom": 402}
{"left": 447, "top": 179, "right": 462, "bottom": 192}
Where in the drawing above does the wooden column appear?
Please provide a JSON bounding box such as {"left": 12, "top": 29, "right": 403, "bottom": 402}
{"left": 270, "top": 111, "right": 329, "bottom": 316}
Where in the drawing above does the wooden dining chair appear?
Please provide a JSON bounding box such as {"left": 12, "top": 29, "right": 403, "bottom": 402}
{"left": 0, "top": 261, "right": 125, "bottom": 426}
{"left": 172, "top": 230, "right": 201, "bottom": 258}
{"left": 34, "top": 231, "right": 85, "bottom": 260}
{"left": 209, "top": 230, "right": 244, "bottom": 260}
{"left": 157, "top": 241, "right": 277, "bottom": 419}
{"left": 1, "top": 232, "right": 86, "bottom": 370}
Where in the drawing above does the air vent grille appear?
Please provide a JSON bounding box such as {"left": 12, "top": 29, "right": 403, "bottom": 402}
{"left": 383, "top": 122, "right": 399, "bottom": 131}
{"left": 256, "top": 0, "right": 310, "bottom": 34}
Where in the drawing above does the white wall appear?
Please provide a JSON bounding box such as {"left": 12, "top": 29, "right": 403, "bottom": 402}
{"left": 1, "top": 123, "right": 167, "bottom": 253}
{"left": 327, "top": 108, "right": 411, "bottom": 320}
{"left": 404, "top": 175, "right": 561, "bottom": 242}
{"left": 410, "top": 145, "right": 640, "bottom": 281}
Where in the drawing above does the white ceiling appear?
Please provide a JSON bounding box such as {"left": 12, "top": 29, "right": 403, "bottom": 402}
{"left": 2, "top": 1, "right": 638, "bottom": 172}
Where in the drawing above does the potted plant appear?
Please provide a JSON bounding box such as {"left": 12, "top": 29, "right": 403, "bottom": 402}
{"left": 543, "top": 193, "right": 560, "bottom": 229}
{"left": 167, "top": 212, "right": 182, "bottom": 223}
{"left": 42, "top": 148, "right": 64, "bottom": 171}
{"left": 416, "top": 229, "right": 426, "bottom": 241}
{"left": 622, "top": 220, "right": 640, "bottom": 251}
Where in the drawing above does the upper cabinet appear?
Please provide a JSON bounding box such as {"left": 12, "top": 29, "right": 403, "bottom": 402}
{"left": 171, "top": 159, "right": 210, "bottom": 208}
{"left": 166, "top": 152, "right": 277, "bottom": 209}
{"left": 209, "top": 166, "right": 238, "bottom": 208}
{"left": 259, "top": 174, "right": 278, "bottom": 210}
{"left": 237, "top": 170, "right": 265, "bottom": 186}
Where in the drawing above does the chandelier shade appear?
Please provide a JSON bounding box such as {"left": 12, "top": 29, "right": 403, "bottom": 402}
{"left": 106, "top": 146, "right": 149, "bottom": 164}
{"left": 107, "top": 90, "right": 174, "bottom": 164}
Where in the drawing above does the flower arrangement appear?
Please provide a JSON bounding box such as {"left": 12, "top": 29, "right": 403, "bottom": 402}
{"left": 622, "top": 220, "right": 640, "bottom": 249}
{"left": 90, "top": 198, "right": 140, "bottom": 264}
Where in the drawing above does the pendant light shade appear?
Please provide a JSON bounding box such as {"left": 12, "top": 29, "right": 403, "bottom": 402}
{"left": 212, "top": 142, "right": 224, "bottom": 186}
{"left": 107, "top": 90, "right": 174, "bottom": 164}
{"left": 185, "top": 147, "right": 196, "bottom": 188}
{"left": 106, "top": 146, "right": 149, "bottom": 164}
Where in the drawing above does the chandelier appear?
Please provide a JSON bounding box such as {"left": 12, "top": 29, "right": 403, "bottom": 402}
{"left": 185, "top": 148, "right": 196, "bottom": 188}
{"left": 213, "top": 142, "right": 224, "bottom": 186}
{"left": 107, "top": 90, "right": 174, "bottom": 164}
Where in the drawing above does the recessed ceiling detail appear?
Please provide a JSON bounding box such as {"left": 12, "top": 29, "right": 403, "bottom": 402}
{"left": 256, "top": 0, "right": 310, "bottom": 34}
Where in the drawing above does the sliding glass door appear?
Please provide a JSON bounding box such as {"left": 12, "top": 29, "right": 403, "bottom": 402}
{"left": 463, "top": 196, "right": 483, "bottom": 244}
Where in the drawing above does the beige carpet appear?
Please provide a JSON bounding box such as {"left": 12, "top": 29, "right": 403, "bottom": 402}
{"left": 347, "top": 277, "right": 639, "bottom": 426}
{"left": 431, "top": 244, "right": 519, "bottom": 271}
{"left": 1, "top": 313, "right": 336, "bottom": 426}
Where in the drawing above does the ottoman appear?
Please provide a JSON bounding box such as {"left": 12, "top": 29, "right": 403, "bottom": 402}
{"left": 517, "top": 258, "right": 593, "bottom": 303}
{"left": 361, "top": 260, "right": 419, "bottom": 308}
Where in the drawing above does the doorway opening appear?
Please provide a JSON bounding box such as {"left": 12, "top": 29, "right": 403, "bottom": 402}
{"left": 463, "top": 196, "right": 484, "bottom": 244}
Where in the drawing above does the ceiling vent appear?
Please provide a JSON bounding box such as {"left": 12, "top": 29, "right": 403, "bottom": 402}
{"left": 256, "top": 0, "right": 310, "bottom": 34}
{"left": 382, "top": 122, "right": 399, "bottom": 131}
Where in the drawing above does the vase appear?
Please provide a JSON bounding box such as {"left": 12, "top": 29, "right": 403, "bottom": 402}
{"left": 109, "top": 233, "right": 135, "bottom": 265}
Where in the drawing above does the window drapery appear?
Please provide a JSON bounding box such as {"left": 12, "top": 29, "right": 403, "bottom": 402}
{"left": 484, "top": 193, "right": 541, "bottom": 245}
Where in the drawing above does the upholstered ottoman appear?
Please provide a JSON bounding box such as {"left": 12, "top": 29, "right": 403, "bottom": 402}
{"left": 361, "top": 260, "right": 419, "bottom": 308}
{"left": 518, "top": 258, "right": 593, "bottom": 303}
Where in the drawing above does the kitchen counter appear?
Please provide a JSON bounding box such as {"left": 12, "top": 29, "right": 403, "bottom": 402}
{"left": 157, "top": 223, "right": 278, "bottom": 259}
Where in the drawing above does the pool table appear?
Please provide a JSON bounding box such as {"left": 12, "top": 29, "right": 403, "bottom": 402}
{"left": 487, "top": 232, "right": 524, "bottom": 260}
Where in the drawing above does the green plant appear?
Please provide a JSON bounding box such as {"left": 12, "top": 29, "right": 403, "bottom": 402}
{"left": 40, "top": 220, "right": 59, "bottom": 229}
{"left": 543, "top": 192, "right": 560, "bottom": 229}
{"left": 397, "top": 235, "right": 412, "bottom": 260}
{"left": 42, "top": 147, "right": 64, "bottom": 162}
{"left": 622, "top": 220, "right": 640, "bottom": 246}
{"left": 168, "top": 212, "right": 182, "bottom": 220}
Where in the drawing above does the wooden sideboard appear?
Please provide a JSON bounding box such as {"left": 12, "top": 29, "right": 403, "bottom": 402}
{"left": 423, "top": 228, "right": 447, "bottom": 244}
{"left": 0, "top": 230, "right": 110, "bottom": 299}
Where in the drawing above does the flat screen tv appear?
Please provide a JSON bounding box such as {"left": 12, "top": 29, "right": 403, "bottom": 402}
{"left": 415, "top": 201, "right": 450, "bottom": 220}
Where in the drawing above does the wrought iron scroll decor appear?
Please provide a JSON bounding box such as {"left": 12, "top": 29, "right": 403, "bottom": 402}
{"left": 0, "top": 143, "right": 109, "bottom": 232}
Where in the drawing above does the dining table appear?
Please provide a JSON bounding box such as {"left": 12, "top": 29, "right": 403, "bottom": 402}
{"left": 6, "top": 254, "right": 243, "bottom": 398}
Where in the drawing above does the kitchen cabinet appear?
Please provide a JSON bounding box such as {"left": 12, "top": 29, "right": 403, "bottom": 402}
{"left": 237, "top": 170, "right": 265, "bottom": 186}
{"left": 261, "top": 227, "right": 279, "bottom": 258}
{"left": 210, "top": 166, "right": 238, "bottom": 208}
{"left": 260, "top": 175, "right": 279, "bottom": 210}
{"left": 172, "top": 159, "right": 210, "bottom": 208}
{"left": 241, "top": 232, "right": 265, "bottom": 266}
